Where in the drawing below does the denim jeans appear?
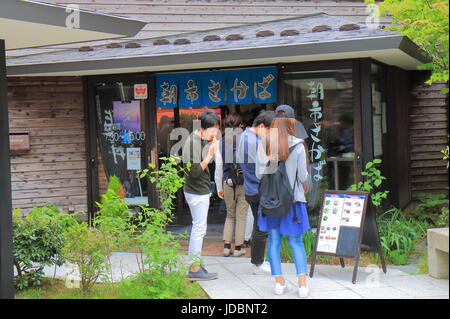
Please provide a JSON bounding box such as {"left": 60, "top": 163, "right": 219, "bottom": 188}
{"left": 267, "top": 228, "right": 308, "bottom": 277}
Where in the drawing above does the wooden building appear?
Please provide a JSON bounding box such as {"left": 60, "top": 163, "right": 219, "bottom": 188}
{"left": 5, "top": 1, "right": 448, "bottom": 223}
{"left": 1, "top": 0, "right": 146, "bottom": 299}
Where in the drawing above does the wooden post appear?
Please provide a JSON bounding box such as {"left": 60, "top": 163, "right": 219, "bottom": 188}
{"left": 0, "top": 39, "right": 15, "bottom": 299}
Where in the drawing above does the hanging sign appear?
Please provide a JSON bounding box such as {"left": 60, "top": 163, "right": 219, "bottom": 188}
{"left": 156, "top": 66, "right": 277, "bottom": 107}
{"left": 253, "top": 67, "right": 277, "bottom": 104}
{"left": 179, "top": 74, "right": 203, "bottom": 107}
{"left": 202, "top": 71, "right": 226, "bottom": 106}
{"left": 134, "top": 84, "right": 148, "bottom": 99}
{"left": 156, "top": 74, "right": 178, "bottom": 108}
{"left": 227, "top": 69, "right": 253, "bottom": 105}
{"left": 309, "top": 190, "right": 387, "bottom": 284}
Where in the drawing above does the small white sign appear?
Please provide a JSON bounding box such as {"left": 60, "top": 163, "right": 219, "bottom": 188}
{"left": 127, "top": 147, "right": 141, "bottom": 170}
{"left": 134, "top": 84, "right": 148, "bottom": 99}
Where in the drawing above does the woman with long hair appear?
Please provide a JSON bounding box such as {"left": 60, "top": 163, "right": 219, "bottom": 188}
{"left": 256, "top": 114, "right": 310, "bottom": 298}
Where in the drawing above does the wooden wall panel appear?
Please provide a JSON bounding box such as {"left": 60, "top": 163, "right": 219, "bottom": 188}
{"left": 7, "top": 77, "right": 88, "bottom": 214}
{"left": 408, "top": 72, "right": 449, "bottom": 199}
{"left": 386, "top": 66, "right": 411, "bottom": 209}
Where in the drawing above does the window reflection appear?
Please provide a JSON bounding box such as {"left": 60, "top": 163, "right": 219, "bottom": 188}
{"left": 157, "top": 107, "right": 175, "bottom": 160}
{"left": 371, "top": 63, "right": 387, "bottom": 159}
{"left": 95, "top": 82, "right": 148, "bottom": 206}
{"left": 284, "top": 69, "right": 355, "bottom": 220}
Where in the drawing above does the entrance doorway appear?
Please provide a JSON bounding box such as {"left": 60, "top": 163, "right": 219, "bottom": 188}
{"left": 86, "top": 60, "right": 390, "bottom": 227}
{"left": 156, "top": 103, "right": 277, "bottom": 226}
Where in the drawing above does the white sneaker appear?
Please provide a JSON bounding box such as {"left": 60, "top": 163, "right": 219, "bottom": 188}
{"left": 252, "top": 261, "right": 271, "bottom": 275}
{"left": 298, "top": 286, "right": 309, "bottom": 298}
{"left": 274, "top": 282, "right": 291, "bottom": 295}
{"left": 233, "top": 249, "right": 246, "bottom": 257}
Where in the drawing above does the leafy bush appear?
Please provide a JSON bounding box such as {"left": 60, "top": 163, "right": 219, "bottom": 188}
{"left": 62, "top": 222, "right": 114, "bottom": 293}
{"left": 12, "top": 205, "right": 76, "bottom": 290}
{"left": 96, "top": 175, "right": 130, "bottom": 219}
{"left": 136, "top": 157, "right": 190, "bottom": 274}
{"left": 411, "top": 193, "right": 449, "bottom": 227}
{"left": 116, "top": 271, "right": 192, "bottom": 299}
{"left": 351, "top": 158, "right": 389, "bottom": 207}
{"left": 28, "top": 203, "right": 79, "bottom": 232}
{"left": 120, "top": 156, "right": 194, "bottom": 297}
{"left": 436, "top": 207, "right": 449, "bottom": 228}
{"left": 377, "top": 207, "right": 427, "bottom": 265}
{"left": 302, "top": 229, "right": 316, "bottom": 257}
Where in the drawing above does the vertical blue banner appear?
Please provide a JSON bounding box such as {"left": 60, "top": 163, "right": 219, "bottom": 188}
{"left": 156, "top": 74, "right": 178, "bottom": 108}
{"left": 253, "top": 67, "right": 278, "bottom": 104}
{"left": 179, "top": 73, "right": 203, "bottom": 107}
{"left": 202, "top": 71, "right": 226, "bottom": 106}
{"left": 227, "top": 69, "right": 253, "bottom": 105}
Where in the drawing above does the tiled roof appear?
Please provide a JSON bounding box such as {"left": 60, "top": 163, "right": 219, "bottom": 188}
{"left": 6, "top": 13, "right": 398, "bottom": 67}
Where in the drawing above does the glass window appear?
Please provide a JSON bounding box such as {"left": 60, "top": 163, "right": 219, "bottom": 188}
{"left": 157, "top": 102, "right": 276, "bottom": 225}
{"left": 284, "top": 69, "right": 355, "bottom": 220}
{"left": 371, "top": 63, "right": 387, "bottom": 160}
{"left": 95, "top": 82, "right": 148, "bottom": 206}
{"left": 157, "top": 107, "right": 175, "bottom": 161}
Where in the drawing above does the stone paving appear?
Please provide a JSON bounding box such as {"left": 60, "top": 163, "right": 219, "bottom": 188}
{"left": 42, "top": 252, "right": 449, "bottom": 299}
{"left": 198, "top": 256, "right": 449, "bottom": 299}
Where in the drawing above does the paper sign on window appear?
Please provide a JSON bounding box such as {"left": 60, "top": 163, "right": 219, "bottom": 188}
{"left": 126, "top": 147, "right": 141, "bottom": 170}
{"left": 134, "top": 84, "right": 148, "bottom": 99}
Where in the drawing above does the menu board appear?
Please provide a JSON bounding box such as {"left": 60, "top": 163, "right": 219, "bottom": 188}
{"left": 316, "top": 192, "right": 368, "bottom": 255}
{"left": 310, "top": 190, "right": 386, "bottom": 284}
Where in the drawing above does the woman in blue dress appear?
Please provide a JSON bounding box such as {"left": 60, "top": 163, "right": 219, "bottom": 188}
{"left": 256, "top": 115, "right": 310, "bottom": 298}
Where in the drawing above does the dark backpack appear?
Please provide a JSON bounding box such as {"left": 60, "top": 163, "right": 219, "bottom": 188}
{"left": 230, "top": 162, "right": 244, "bottom": 185}
{"left": 258, "top": 146, "right": 300, "bottom": 222}
{"left": 226, "top": 135, "right": 244, "bottom": 186}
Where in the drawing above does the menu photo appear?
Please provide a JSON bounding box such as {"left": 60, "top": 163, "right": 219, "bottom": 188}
{"left": 322, "top": 194, "right": 345, "bottom": 226}
{"left": 340, "top": 195, "right": 365, "bottom": 228}
{"left": 317, "top": 224, "right": 340, "bottom": 254}
{"left": 317, "top": 194, "right": 346, "bottom": 253}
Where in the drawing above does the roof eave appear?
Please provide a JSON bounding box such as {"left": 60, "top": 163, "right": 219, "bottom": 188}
{"left": 6, "top": 35, "right": 427, "bottom": 76}
{"left": 0, "top": 0, "right": 146, "bottom": 50}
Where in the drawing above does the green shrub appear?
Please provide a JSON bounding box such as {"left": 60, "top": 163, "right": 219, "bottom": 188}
{"left": 28, "top": 203, "right": 80, "bottom": 232}
{"left": 351, "top": 158, "right": 389, "bottom": 207}
{"left": 135, "top": 157, "right": 190, "bottom": 275}
{"left": 377, "top": 207, "right": 427, "bottom": 265}
{"left": 12, "top": 205, "right": 74, "bottom": 290}
{"left": 116, "top": 156, "right": 192, "bottom": 298}
{"left": 436, "top": 207, "right": 449, "bottom": 228}
{"left": 106, "top": 175, "right": 122, "bottom": 195}
{"left": 411, "top": 193, "right": 449, "bottom": 227}
{"left": 96, "top": 175, "right": 129, "bottom": 219}
{"left": 62, "top": 222, "right": 114, "bottom": 293}
{"left": 302, "top": 229, "right": 316, "bottom": 257}
{"left": 116, "top": 271, "right": 192, "bottom": 299}
{"left": 279, "top": 237, "right": 293, "bottom": 262}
